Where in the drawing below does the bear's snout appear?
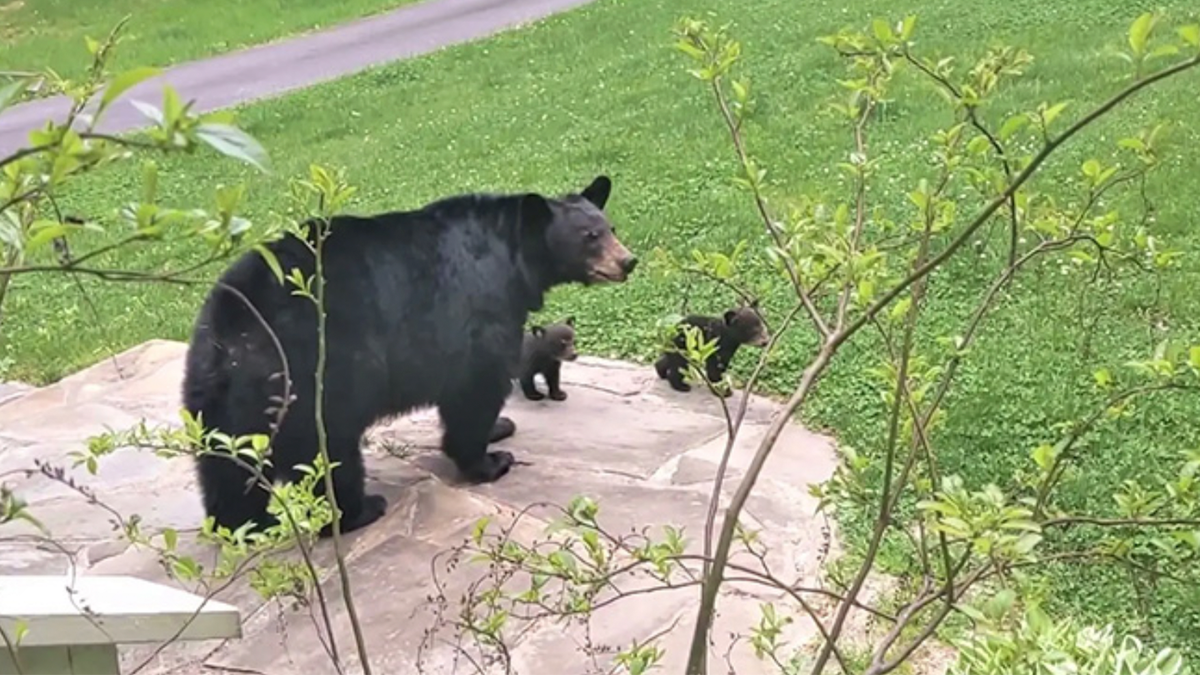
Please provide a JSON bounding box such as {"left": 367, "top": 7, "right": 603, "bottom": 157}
{"left": 590, "top": 238, "right": 638, "bottom": 283}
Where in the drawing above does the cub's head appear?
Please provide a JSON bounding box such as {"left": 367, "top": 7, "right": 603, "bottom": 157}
{"left": 723, "top": 300, "right": 770, "bottom": 348}
{"left": 519, "top": 175, "right": 637, "bottom": 286}
{"left": 530, "top": 317, "right": 578, "bottom": 361}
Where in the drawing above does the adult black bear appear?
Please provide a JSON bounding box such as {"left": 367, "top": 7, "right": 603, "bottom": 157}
{"left": 515, "top": 317, "right": 578, "bottom": 402}
{"left": 182, "top": 176, "right": 636, "bottom": 536}
{"left": 654, "top": 301, "right": 769, "bottom": 396}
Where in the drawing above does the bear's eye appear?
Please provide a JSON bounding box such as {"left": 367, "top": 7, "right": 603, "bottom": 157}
{"left": 586, "top": 230, "right": 600, "bottom": 241}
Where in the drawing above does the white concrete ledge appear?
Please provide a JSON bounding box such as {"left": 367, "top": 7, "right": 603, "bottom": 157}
{"left": 0, "top": 575, "right": 240, "bottom": 675}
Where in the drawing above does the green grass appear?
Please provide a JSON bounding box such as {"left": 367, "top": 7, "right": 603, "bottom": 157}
{"left": 0, "top": 0, "right": 422, "bottom": 84}
{"left": 5, "top": 0, "right": 1200, "bottom": 658}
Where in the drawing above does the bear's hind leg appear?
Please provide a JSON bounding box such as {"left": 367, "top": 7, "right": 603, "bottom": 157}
{"left": 310, "top": 433, "right": 388, "bottom": 537}
{"left": 439, "top": 375, "right": 515, "bottom": 483}
{"left": 664, "top": 355, "right": 692, "bottom": 393}
{"left": 196, "top": 453, "right": 276, "bottom": 534}
{"left": 654, "top": 354, "right": 670, "bottom": 379}
{"left": 520, "top": 370, "right": 545, "bottom": 401}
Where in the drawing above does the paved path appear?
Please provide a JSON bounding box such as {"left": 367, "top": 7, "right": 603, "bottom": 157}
{"left": 0, "top": 0, "right": 594, "bottom": 155}
{"left": 0, "top": 339, "right": 845, "bottom": 674}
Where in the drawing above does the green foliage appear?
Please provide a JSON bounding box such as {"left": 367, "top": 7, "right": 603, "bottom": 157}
{"left": 951, "top": 600, "right": 1192, "bottom": 675}
{"left": 0, "top": 20, "right": 280, "bottom": 334}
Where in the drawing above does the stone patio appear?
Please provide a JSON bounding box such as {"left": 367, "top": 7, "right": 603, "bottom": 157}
{"left": 0, "top": 339, "right": 844, "bottom": 674}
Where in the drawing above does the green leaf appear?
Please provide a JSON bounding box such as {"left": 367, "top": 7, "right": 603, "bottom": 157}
{"left": 1031, "top": 443, "right": 1056, "bottom": 471}
{"left": 871, "top": 18, "right": 894, "bottom": 43}
{"left": 1013, "top": 532, "right": 1042, "bottom": 554}
{"left": 1042, "top": 101, "right": 1070, "bottom": 128}
{"left": 171, "top": 556, "right": 202, "bottom": 581}
{"left": 898, "top": 15, "right": 917, "bottom": 40}
{"left": 1129, "top": 12, "right": 1155, "bottom": 56}
{"left": 12, "top": 619, "right": 28, "bottom": 646}
{"left": 25, "top": 220, "right": 73, "bottom": 252}
{"left": 162, "top": 527, "right": 178, "bottom": 551}
{"left": 730, "top": 79, "right": 748, "bottom": 102}
{"left": 130, "top": 99, "right": 164, "bottom": 125}
{"left": 1149, "top": 43, "right": 1180, "bottom": 59}
{"left": 99, "top": 67, "right": 160, "bottom": 115}
{"left": 471, "top": 516, "right": 491, "bottom": 544}
{"left": 1179, "top": 24, "right": 1200, "bottom": 48}
{"left": 0, "top": 79, "right": 28, "bottom": 116}
{"left": 1081, "top": 159, "right": 1101, "bottom": 178}
{"left": 966, "top": 135, "right": 991, "bottom": 154}
{"left": 255, "top": 245, "right": 285, "bottom": 284}
{"left": 998, "top": 114, "right": 1028, "bottom": 141}
{"left": 888, "top": 296, "right": 913, "bottom": 324}
{"left": 195, "top": 123, "right": 272, "bottom": 173}
{"left": 1189, "top": 345, "right": 1200, "bottom": 369}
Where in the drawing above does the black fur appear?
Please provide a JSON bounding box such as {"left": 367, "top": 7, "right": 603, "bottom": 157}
{"left": 654, "top": 302, "right": 769, "bottom": 397}
{"left": 182, "top": 176, "right": 636, "bottom": 536}
{"left": 515, "top": 318, "right": 577, "bottom": 401}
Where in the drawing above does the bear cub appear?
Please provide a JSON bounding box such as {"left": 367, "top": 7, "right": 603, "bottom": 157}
{"left": 515, "top": 317, "right": 578, "bottom": 401}
{"left": 655, "top": 300, "right": 769, "bottom": 396}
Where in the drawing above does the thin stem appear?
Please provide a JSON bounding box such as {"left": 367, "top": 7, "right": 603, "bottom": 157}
{"left": 685, "top": 348, "right": 832, "bottom": 674}
{"left": 311, "top": 219, "right": 372, "bottom": 675}
{"left": 1044, "top": 515, "right": 1200, "bottom": 529}
{"left": 709, "top": 78, "right": 830, "bottom": 338}
{"left": 701, "top": 303, "right": 803, "bottom": 573}
{"left": 210, "top": 282, "right": 342, "bottom": 668}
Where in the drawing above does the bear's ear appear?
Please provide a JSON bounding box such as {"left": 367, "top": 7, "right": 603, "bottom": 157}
{"left": 581, "top": 175, "right": 612, "bottom": 210}
{"left": 724, "top": 310, "right": 737, "bottom": 325}
{"left": 531, "top": 325, "right": 545, "bottom": 337}
{"left": 564, "top": 315, "right": 575, "bottom": 327}
{"left": 519, "top": 193, "right": 554, "bottom": 233}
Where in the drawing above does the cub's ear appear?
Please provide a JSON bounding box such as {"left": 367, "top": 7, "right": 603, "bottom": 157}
{"left": 724, "top": 310, "right": 737, "bottom": 325}
{"left": 531, "top": 325, "right": 545, "bottom": 337}
{"left": 519, "top": 193, "right": 554, "bottom": 233}
{"left": 581, "top": 175, "right": 612, "bottom": 210}
{"left": 563, "top": 315, "right": 575, "bottom": 327}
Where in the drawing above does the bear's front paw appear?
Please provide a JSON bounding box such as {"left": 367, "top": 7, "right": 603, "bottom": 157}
{"left": 463, "top": 450, "right": 516, "bottom": 483}
{"left": 357, "top": 493, "right": 389, "bottom": 525}
{"left": 549, "top": 389, "right": 568, "bottom": 401}
{"left": 669, "top": 381, "right": 692, "bottom": 393}
{"left": 523, "top": 390, "right": 546, "bottom": 401}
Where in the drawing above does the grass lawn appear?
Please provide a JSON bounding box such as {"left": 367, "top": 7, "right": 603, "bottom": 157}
{"left": 0, "top": 0, "right": 423, "bottom": 86}
{"left": 5, "top": 0, "right": 1200, "bottom": 658}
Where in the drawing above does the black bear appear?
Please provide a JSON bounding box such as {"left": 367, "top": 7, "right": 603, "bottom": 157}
{"left": 181, "top": 175, "right": 636, "bottom": 536}
{"left": 654, "top": 301, "right": 769, "bottom": 396}
{"left": 515, "top": 317, "right": 578, "bottom": 402}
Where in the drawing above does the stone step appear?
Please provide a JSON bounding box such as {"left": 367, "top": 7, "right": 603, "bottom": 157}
{"left": 0, "top": 339, "right": 841, "bottom": 674}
